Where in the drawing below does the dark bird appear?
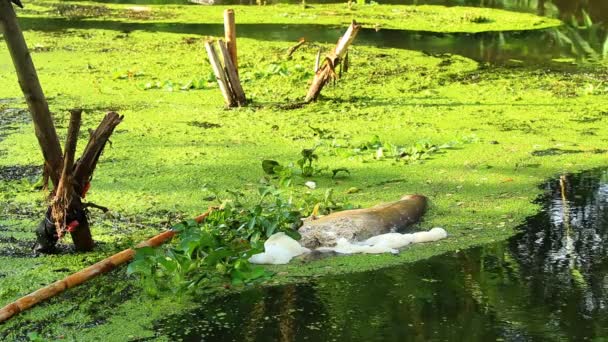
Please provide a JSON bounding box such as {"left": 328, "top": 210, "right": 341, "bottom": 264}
{"left": 12, "top": 0, "right": 24, "bottom": 8}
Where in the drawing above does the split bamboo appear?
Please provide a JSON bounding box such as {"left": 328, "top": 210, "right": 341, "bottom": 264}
{"left": 218, "top": 39, "right": 247, "bottom": 106}
{"left": 0, "top": 210, "right": 214, "bottom": 324}
{"left": 205, "top": 41, "right": 236, "bottom": 107}
{"left": 305, "top": 20, "right": 361, "bottom": 103}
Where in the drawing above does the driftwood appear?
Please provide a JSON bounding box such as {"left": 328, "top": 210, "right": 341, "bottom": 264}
{"left": 1, "top": 210, "right": 214, "bottom": 324}
{"left": 223, "top": 9, "right": 238, "bottom": 73}
{"left": 305, "top": 20, "right": 361, "bottom": 103}
{"left": 0, "top": 0, "right": 63, "bottom": 186}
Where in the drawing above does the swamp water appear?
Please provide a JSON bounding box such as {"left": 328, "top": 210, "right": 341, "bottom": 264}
{"left": 155, "top": 169, "right": 608, "bottom": 341}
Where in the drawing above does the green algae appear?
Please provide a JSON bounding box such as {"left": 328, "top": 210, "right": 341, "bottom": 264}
{"left": 16, "top": 1, "right": 562, "bottom": 33}
{"left": 0, "top": 4, "right": 607, "bottom": 340}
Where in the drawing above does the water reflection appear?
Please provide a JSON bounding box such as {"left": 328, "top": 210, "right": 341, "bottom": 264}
{"left": 156, "top": 169, "right": 608, "bottom": 341}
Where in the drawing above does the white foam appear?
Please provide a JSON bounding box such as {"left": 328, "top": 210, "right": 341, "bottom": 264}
{"left": 249, "top": 228, "right": 448, "bottom": 265}
{"left": 248, "top": 232, "right": 310, "bottom": 265}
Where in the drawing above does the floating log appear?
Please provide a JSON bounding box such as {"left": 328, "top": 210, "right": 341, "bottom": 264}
{"left": 205, "top": 41, "right": 236, "bottom": 107}
{"left": 223, "top": 9, "right": 238, "bottom": 73}
{"left": 0, "top": 210, "right": 214, "bottom": 324}
{"left": 218, "top": 39, "right": 247, "bottom": 106}
{"left": 298, "top": 194, "right": 428, "bottom": 249}
{"left": 0, "top": 0, "right": 63, "bottom": 186}
{"left": 305, "top": 20, "right": 361, "bottom": 103}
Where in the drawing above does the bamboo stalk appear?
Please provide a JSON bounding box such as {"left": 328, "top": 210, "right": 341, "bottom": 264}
{"left": 205, "top": 41, "right": 236, "bottom": 107}
{"left": 0, "top": 210, "right": 214, "bottom": 324}
{"left": 0, "top": 0, "right": 63, "bottom": 186}
{"left": 223, "top": 9, "right": 238, "bottom": 74}
{"left": 305, "top": 21, "right": 361, "bottom": 103}
{"left": 218, "top": 39, "right": 246, "bottom": 107}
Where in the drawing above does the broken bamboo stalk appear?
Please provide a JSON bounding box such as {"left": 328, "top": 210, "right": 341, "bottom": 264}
{"left": 223, "top": 9, "right": 238, "bottom": 73}
{"left": 0, "top": 0, "right": 63, "bottom": 186}
{"left": 205, "top": 41, "right": 236, "bottom": 107}
{"left": 305, "top": 20, "right": 361, "bottom": 103}
{"left": 51, "top": 109, "right": 82, "bottom": 237}
{"left": 287, "top": 38, "right": 306, "bottom": 57}
{"left": 0, "top": 209, "right": 214, "bottom": 324}
{"left": 218, "top": 39, "right": 247, "bottom": 107}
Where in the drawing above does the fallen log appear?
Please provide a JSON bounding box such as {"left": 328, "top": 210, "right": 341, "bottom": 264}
{"left": 298, "top": 194, "right": 428, "bottom": 249}
{"left": 305, "top": 20, "right": 361, "bottom": 103}
{"left": 287, "top": 37, "right": 306, "bottom": 57}
{"left": 0, "top": 210, "right": 214, "bottom": 324}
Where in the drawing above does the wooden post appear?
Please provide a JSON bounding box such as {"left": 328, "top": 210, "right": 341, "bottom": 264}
{"left": 305, "top": 21, "right": 361, "bottom": 103}
{"left": 218, "top": 40, "right": 246, "bottom": 107}
{"left": 0, "top": 0, "right": 63, "bottom": 186}
{"left": 223, "top": 9, "right": 237, "bottom": 74}
{"left": 205, "top": 41, "right": 236, "bottom": 107}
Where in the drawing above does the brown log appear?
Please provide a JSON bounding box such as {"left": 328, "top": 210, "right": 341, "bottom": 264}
{"left": 0, "top": 0, "right": 63, "bottom": 186}
{"left": 218, "top": 39, "right": 246, "bottom": 107}
{"left": 0, "top": 209, "right": 214, "bottom": 324}
{"left": 205, "top": 41, "right": 236, "bottom": 107}
{"left": 305, "top": 20, "right": 361, "bottom": 103}
{"left": 223, "top": 9, "right": 238, "bottom": 73}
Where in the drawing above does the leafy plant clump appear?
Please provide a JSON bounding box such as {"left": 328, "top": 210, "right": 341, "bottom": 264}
{"left": 127, "top": 185, "right": 303, "bottom": 295}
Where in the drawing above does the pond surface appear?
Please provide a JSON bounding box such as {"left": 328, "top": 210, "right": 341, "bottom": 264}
{"left": 25, "top": 0, "right": 608, "bottom": 65}
{"left": 156, "top": 168, "right": 608, "bottom": 341}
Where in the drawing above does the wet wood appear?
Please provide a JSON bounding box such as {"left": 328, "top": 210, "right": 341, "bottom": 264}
{"left": 223, "top": 9, "right": 238, "bottom": 73}
{"left": 218, "top": 39, "right": 247, "bottom": 106}
{"left": 205, "top": 41, "right": 236, "bottom": 107}
{"left": 305, "top": 21, "right": 361, "bottom": 103}
{"left": 0, "top": 0, "right": 63, "bottom": 186}
{"left": 0, "top": 209, "right": 214, "bottom": 324}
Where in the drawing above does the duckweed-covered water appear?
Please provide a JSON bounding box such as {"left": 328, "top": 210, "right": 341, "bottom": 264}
{"left": 156, "top": 169, "right": 608, "bottom": 341}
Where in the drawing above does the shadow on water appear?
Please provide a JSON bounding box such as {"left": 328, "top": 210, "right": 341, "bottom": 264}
{"left": 155, "top": 168, "right": 608, "bottom": 341}
{"left": 17, "top": 16, "right": 608, "bottom": 64}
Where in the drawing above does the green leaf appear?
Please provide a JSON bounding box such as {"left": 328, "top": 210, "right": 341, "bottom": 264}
{"left": 262, "top": 160, "right": 281, "bottom": 175}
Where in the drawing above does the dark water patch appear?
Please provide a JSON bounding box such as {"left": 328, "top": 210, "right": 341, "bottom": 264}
{"left": 0, "top": 165, "right": 42, "bottom": 182}
{"left": 16, "top": 16, "right": 608, "bottom": 65}
{"left": 188, "top": 121, "right": 222, "bottom": 129}
{"left": 154, "top": 168, "right": 608, "bottom": 341}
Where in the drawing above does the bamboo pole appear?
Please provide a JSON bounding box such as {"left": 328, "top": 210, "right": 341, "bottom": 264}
{"left": 305, "top": 21, "right": 361, "bottom": 103}
{"left": 0, "top": 0, "right": 63, "bottom": 186}
{"left": 218, "top": 39, "right": 246, "bottom": 107}
{"left": 223, "top": 9, "right": 237, "bottom": 74}
{"left": 0, "top": 210, "right": 214, "bottom": 324}
{"left": 205, "top": 41, "right": 236, "bottom": 107}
